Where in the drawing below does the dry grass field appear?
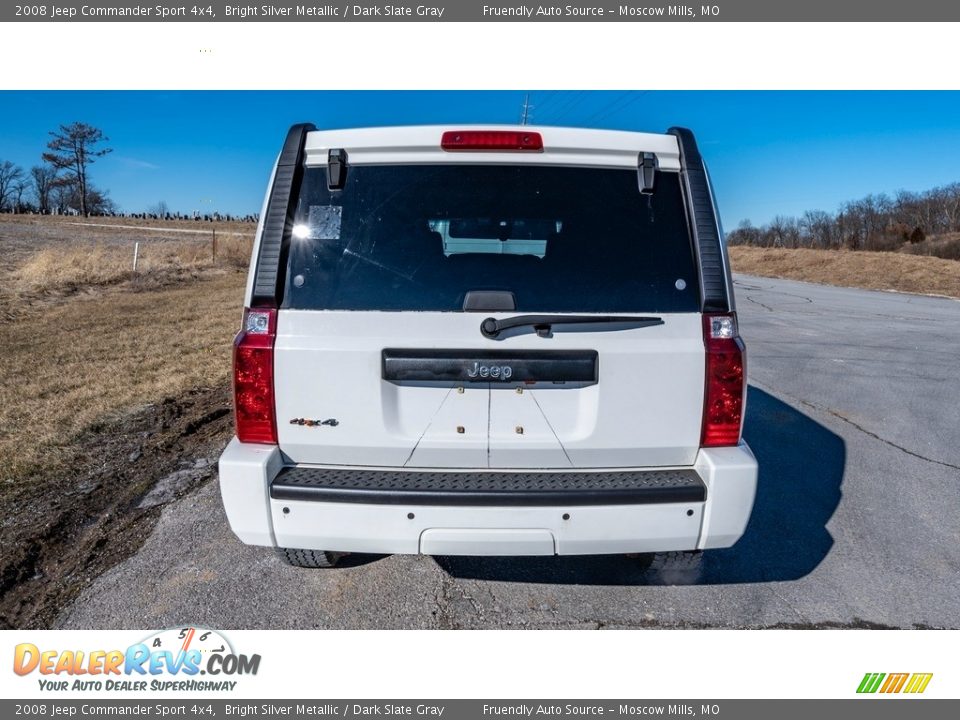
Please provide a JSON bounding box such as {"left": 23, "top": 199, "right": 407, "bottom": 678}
{"left": 11, "top": 236, "right": 251, "bottom": 295}
{"left": 0, "top": 273, "right": 244, "bottom": 482}
{"left": 0, "top": 217, "right": 253, "bottom": 484}
{"left": 729, "top": 246, "right": 960, "bottom": 299}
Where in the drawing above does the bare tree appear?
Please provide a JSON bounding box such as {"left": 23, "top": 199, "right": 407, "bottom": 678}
{"left": 801, "top": 210, "right": 835, "bottom": 248}
{"left": 732, "top": 219, "right": 762, "bottom": 246}
{"left": 51, "top": 182, "right": 74, "bottom": 215}
{"left": 50, "top": 182, "right": 115, "bottom": 216}
{"left": 768, "top": 215, "right": 790, "bottom": 247}
{"left": 42, "top": 122, "right": 112, "bottom": 217}
{"left": 30, "top": 164, "right": 58, "bottom": 214}
{"left": 938, "top": 182, "right": 960, "bottom": 230}
{"left": 148, "top": 200, "right": 170, "bottom": 218}
{"left": 12, "top": 178, "right": 30, "bottom": 212}
{"left": 0, "top": 160, "right": 25, "bottom": 211}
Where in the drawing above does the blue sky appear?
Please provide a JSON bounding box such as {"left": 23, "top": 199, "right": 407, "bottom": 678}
{"left": 2, "top": 90, "right": 960, "bottom": 225}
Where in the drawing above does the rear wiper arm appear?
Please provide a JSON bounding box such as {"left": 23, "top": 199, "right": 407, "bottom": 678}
{"left": 480, "top": 314, "right": 664, "bottom": 339}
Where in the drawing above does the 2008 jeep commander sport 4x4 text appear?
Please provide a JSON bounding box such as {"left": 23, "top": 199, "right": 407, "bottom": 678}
{"left": 218, "top": 124, "right": 757, "bottom": 568}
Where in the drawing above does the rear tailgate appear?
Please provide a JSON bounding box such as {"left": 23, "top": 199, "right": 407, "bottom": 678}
{"left": 274, "top": 311, "right": 704, "bottom": 469}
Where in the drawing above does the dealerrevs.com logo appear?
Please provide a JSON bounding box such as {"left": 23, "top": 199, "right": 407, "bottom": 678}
{"left": 857, "top": 673, "right": 933, "bottom": 694}
{"left": 13, "top": 627, "right": 260, "bottom": 692}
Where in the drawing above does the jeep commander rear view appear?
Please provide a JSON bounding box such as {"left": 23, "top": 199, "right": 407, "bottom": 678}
{"left": 218, "top": 124, "right": 757, "bottom": 568}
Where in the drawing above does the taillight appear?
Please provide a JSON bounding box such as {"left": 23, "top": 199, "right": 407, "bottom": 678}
{"left": 701, "top": 313, "right": 746, "bottom": 447}
{"left": 441, "top": 130, "right": 544, "bottom": 152}
{"left": 233, "top": 308, "right": 277, "bottom": 444}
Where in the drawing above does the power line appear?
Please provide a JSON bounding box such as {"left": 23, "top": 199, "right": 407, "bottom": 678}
{"left": 594, "top": 91, "right": 650, "bottom": 123}
{"left": 537, "top": 91, "right": 580, "bottom": 123}
{"left": 550, "top": 91, "right": 589, "bottom": 123}
{"left": 531, "top": 91, "right": 562, "bottom": 114}
{"left": 582, "top": 91, "right": 651, "bottom": 126}
{"left": 582, "top": 92, "right": 631, "bottom": 124}
{"left": 514, "top": 91, "right": 570, "bottom": 125}
{"left": 548, "top": 91, "right": 585, "bottom": 122}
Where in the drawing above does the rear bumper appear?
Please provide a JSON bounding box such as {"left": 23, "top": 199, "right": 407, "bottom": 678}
{"left": 218, "top": 437, "right": 757, "bottom": 556}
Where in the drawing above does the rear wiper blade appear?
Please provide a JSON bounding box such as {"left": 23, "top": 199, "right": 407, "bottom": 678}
{"left": 480, "top": 314, "right": 664, "bottom": 339}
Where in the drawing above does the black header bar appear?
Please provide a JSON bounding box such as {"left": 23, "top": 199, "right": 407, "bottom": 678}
{"left": 3, "top": 1, "right": 955, "bottom": 22}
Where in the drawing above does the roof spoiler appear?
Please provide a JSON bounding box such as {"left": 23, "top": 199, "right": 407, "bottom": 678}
{"left": 251, "top": 122, "right": 316, "bottom": 308}
{"left": 668, "top": 127, "right": 730, "bottom": 313}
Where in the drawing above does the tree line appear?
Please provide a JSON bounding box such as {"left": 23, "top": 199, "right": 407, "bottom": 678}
{"left": 0, "top": 122, "right": 256, "bottom": 222}
{"left": 0, "top": 122, "right": 113, "bottom": 217}
{"left": 727, "top": 182, "right": 960, "bottom": 253}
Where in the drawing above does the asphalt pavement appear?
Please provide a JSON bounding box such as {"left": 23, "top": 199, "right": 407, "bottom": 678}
{"left": 57, "top": 276, "right": 960, "bottom": 629}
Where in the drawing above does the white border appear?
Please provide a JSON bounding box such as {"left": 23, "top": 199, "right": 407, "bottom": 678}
{"left": 0, "top": 22, "right": 958, "bottom": 90}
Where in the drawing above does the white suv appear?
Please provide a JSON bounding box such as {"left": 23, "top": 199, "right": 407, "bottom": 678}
{"left": 218, "top": 124, "right": 757, "bottom": 568}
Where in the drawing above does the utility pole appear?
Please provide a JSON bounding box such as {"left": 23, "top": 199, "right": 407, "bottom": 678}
{"left": 520, "top": 93, "right": 533, "bottom": 125}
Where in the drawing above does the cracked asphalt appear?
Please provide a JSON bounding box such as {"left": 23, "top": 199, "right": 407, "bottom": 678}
{"left": 57, "top": 276, "right": 960, "bottom": 629}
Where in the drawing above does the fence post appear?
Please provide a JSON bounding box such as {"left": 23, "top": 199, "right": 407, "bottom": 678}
{"left": 132, "top": 241, "right": 140, "bottom": 274}
{"left": 212, "top": 227, "right": 217, "bottom": 264}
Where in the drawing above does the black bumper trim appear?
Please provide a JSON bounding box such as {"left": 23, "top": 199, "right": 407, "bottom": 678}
{"left": 270, "top": 467, "right": 706, "bottom": 506}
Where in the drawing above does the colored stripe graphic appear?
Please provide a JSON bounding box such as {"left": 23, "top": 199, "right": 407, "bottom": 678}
{"left": 857, "top": 672, "right": 933, "bottom": 694}
{"left": 857, "top": 673, "right": 885, "bottom": 693}
{"left": 880, "top": 673, "right": 909, "bottom": 693}
{"left": 903, "top": 673, "right": 933, "bottom": 694}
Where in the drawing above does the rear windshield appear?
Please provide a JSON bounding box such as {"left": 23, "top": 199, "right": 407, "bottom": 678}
{"left": 282, "top": 165, "right": 699, "bottom": 313}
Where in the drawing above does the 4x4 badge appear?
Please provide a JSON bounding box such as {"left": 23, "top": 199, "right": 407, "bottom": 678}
{"left": 289, "top": 418, "right": 339, "bottom": 427}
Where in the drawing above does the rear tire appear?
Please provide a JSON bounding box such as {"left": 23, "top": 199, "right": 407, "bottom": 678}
{"left": 278, "top": 548, "right": 344, "bottom": 568}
